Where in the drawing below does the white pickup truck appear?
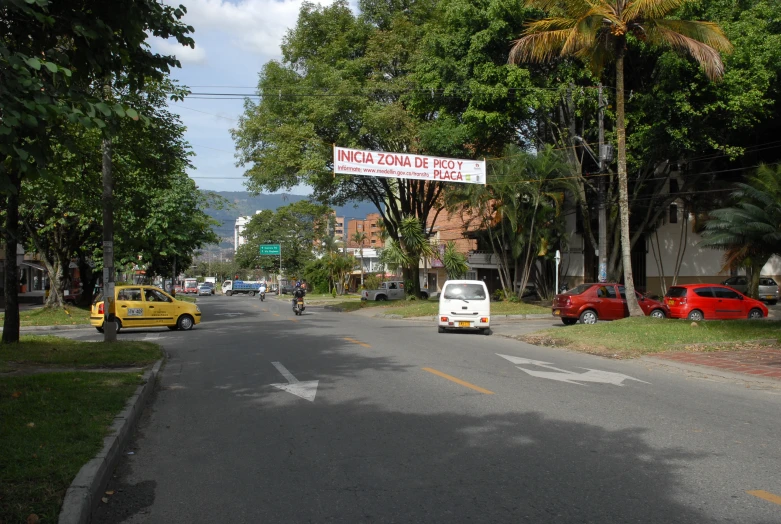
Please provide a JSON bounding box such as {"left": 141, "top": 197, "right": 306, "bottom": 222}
{"left": 361, "top": 281, "right": 432, "bottom": 301}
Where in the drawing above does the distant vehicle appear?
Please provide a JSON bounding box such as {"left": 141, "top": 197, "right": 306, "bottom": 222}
{"left": 361, "top": 280, "right": 431, "bottom": 301}
{"left": 197, "top": 284, "right": 211, "bottom": 296}
{"left": 552, "top": 283, "right": 669, "bottom": 325}
{"left": 280, "top": 283, "right": 296, "bottom": 294}
{"left": 90, "top": 285, "right": 201, "bottom": 333}
{"left": 721, "top": 276, "right": 778, "bottom": 305}
{"left": 664, "top": 284, "right": 768, "bottom": 321}
{"left": 202, "top": 281, "right": 215, "bottom": 295}
{"left": 184, "top": 278, "right": 198, "bottom": 294}
{"left": 221, "top": 280, "right": 262, "bottom": 297}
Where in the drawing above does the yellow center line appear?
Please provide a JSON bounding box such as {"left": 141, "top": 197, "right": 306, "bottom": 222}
{"left": 273, "top": 313, "right": 280, "bottom": 317}
{"left": 289, "top": 318, "right": 299, "bottom": 322}
{"left": 344, "top": 337, "right": 371, "bottom": 348}
{"left": 422, "top": 367, "right": 494, "bottom": 395}
{"left": 747, "top": 490, "right": 781, "bottom": 506}
{"left": 261, "top": 309, "right": 268, "bottom": 312}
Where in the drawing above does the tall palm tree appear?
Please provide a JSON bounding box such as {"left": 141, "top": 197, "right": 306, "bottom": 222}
{"left": 351, "top": 231, "right": 367, "bottom": 287}
{"left": 700, "top": 164, "right": 781, "bottom": 298}
{"left": 509, "top": 0, "right": 732, "bottom": 315}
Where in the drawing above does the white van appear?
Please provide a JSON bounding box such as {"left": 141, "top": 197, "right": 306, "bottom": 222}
{"left": 438, "top": 280, "right": 491, "bottom": 335}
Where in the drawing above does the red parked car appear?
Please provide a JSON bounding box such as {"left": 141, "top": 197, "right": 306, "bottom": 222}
{"left": 664, "top": 284, "right": 768, "bottom": 321}
{"left": 552, "top": 283, "right": 669, "bottom": 325}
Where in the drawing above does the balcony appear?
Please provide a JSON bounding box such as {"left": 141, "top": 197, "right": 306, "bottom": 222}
{"left": 467, "top": 251, "right": 497, "bottom": 266}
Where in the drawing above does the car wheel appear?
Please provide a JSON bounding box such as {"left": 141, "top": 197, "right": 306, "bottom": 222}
{"left": 687, "top": 310, "right": 704, "bottom": 321}
{"left": 748, "top": 308, "right": 764, "bottom": 319}
{"left": 421, "top": 293, "right": 429, "bottom": 300}
{"left": 177, "top": 314, "right": 195, "bottom": 331}
{"left": 561, "top": 318, "right": 578, "bottom": 326}
{"left": 650, "top": 309, "right": 666, "bottom": 319}
{"left": 96, "top": 327, "right": 104, "bottom": 333}
{"left": 225, "top": 291, "right": 232, "bottom": 297}
{"left": 579, "top": 309, "right": 598, "bottom": 325}
{"left": 377, "top": 295, "right": 387, "bottom": 301}
{"left": 438, "top": 326, "right": 446, "bottom": 333}
{"left": 248, "top": 291, "right": 255, "bottom": 297}
{"left": 100, "top": 319, "right": 121, "bottom": 334}
{"left": 482, "top": 328, "right": 491, "bottom": 336}
{"left": 168, "top": 326, "right": 178, "bottom": 331}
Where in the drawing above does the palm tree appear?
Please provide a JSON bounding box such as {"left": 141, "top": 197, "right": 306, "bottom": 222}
{"left": 351, "top": 231, "right": 367, "bottom": 288}
{"left": 700, "top": 164, "right": 781, "bottom": 298}
{"left": 380, "top": 216, "right": 435, "bottom": 297}
{"left": 509, "top": 0, "right": 732, "bottom": 315}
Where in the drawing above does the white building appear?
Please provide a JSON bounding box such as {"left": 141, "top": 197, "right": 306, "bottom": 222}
{"left": 234, "top": 211, "right": 263, "bottom": 253}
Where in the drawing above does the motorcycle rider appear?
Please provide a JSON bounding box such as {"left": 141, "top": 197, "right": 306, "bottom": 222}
{"left": 292, "top": 282, "right": 306, "bottom": 310}
{"left": 259, "top": 281, "right": 267, "bottom": 300}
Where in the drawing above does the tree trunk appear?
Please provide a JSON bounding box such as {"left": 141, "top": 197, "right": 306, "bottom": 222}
{"left": 615, "top": 48, "right": 644, "bottom": 315}
{"left": 76, "top": 256, "right": 98, "bottom": 307}
{"left": 2, "top": 175, "right": 21, "bottom": 344}
{"left": 748, "top": 259, "right": 766, "bottom": 299}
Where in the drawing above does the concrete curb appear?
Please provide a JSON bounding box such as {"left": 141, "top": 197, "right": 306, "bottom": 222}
{"left": 641, "top": 356, "right": 781, "bottom": 387}
{"left": 58, "top": 359, "right": 163, "bottom": 524}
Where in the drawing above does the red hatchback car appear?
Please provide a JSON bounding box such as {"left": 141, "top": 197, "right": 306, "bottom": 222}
{"left": 664, "top": 284, "right": 768, "bottom": 321}
{"left": 552, "top": 283, "right": 669, "bottom": 325}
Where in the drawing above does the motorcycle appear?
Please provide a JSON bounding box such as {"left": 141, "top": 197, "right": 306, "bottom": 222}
{"left": 293, "top": 297, "right": 305, "bottom": 315}
{"left": 259, "top": 290, "right": 265, "bottom": 302}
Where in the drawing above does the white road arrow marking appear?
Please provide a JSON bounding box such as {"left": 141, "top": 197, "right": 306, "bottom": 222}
{"left": 496, "top": 354, "right": 649, "bottom": 386}
{"left": 270, "top": 361, "right": 319, "bottom": 402}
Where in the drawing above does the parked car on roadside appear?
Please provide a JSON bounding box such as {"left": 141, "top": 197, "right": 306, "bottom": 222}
{"left": 664, "top": 284, "right": 768, "bottom": 321}
{"left": 552, "top": 283, "right": 669, "bottom": 325}
{"left": 721, "top": 276, "right": 778, "bottom": 305}
{"left": 90, "top": 285, "right": 201, "bottom": 333}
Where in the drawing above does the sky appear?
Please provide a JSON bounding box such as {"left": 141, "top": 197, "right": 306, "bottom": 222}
{"left": 149, "top": 0, "right": 338, "bottom": 194}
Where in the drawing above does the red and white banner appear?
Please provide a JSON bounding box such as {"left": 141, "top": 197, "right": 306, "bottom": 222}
{"left": 334, "top": 146, "right": 486, "bottom": 185}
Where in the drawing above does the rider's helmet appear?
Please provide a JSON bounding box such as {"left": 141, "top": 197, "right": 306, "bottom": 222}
{"left": 295, "top": 282, "right": 301, "bottom": 288}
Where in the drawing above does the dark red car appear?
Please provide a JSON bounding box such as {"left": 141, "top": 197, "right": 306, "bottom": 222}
{"left": 664, "top": 284, "right": 768, "bottom": 321}
{"left": 552, "top": 283, "right": 669, "bottom": 325}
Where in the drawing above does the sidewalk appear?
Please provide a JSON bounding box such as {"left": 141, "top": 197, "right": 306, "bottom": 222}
{"left": 651, "top": 347, "right": 781, "bottom": 380}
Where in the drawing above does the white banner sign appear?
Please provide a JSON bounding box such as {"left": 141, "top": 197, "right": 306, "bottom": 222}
{"left": 334, "top": 146, "right": 486, "bottom": 185}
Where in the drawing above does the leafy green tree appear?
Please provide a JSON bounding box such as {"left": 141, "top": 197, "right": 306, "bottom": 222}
{"left": 700, "top": 164, "right": 781, "bottom": 298}
{"left": 442, "top": 241, "right": 469, "bottom": 280}
{"left": 1, "top": 0, "right": 193, "bottom": 343}
{"left": 508, "top": 0, "right": 732, "bottom": 315}
{"left": 379, "top": 216, "right": 435, "bottom": 296}
{"left": 235, "top": 201, "right": 331, "bottom": 278}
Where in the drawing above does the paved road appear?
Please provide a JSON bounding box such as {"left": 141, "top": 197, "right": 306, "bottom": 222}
{"left": 59, "top": 294, "right": 781, "bottom": 523}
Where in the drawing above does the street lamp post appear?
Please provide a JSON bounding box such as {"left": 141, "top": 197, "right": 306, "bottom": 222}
{"left": 555, "top": 249, "right": 561, "bottom": 295}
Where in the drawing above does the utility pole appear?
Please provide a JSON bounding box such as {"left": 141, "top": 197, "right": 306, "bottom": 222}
{"left": 102, "top": 120, "right": 117, "bottom": 341}
{"left": 597, "top": 84, "right": 608, "bottom": 283}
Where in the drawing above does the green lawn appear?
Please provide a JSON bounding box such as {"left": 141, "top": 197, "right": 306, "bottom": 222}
{"left": 0, "top": 372, "right": 143, "bottom": 523}
{"left": 329, "top": 299, "right": 549, "bottom": 317}
{"left": 0, "top": 305, "right": 92, "bottom": 327}
{"left": 522, "top": 317, "right": 781, "bottom": 358}
{"left": 0, "top": 335, "right": 162, "bottom": 370}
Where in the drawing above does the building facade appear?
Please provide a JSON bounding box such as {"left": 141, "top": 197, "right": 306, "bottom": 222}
{"left": 346, "top": 213, "right": 385, "bottom": 249}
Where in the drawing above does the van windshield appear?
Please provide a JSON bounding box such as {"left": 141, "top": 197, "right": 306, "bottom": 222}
{"left": 443, "top": 284, "right": 486, "bottom": 301}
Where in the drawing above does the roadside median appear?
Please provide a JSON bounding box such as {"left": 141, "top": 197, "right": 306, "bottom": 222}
{"left": 0, "top": 336, "right": 163, "bottom": 523}
{"left": 520, "top": 317, "right": 781, "bottom": 359}
{"left": 325, "top": 299, "right": 550, "bottom": 318}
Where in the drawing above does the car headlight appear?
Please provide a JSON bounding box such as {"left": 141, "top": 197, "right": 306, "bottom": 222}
{"left": 195, "top": 305, "right": 201, "bottom": 313}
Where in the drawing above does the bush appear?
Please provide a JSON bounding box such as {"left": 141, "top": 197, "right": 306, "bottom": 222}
{"left": 492, "top": 289, "right": 505, "bottom": 301}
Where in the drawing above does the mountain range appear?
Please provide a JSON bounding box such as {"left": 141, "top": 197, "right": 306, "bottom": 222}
{"left": 204, "top": 191, "right": 378, "bottom": 245}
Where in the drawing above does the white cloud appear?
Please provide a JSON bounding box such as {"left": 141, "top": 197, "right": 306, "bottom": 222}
{"left": 151, "top": 37, "right": 208, "bottom": 64}
{"left": 179, "top": 0, "right": 334, "bottom": 57}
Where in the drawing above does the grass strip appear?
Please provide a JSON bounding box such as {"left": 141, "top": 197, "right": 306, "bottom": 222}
{"left": 0, "top": 306, "right": 92, "bottom": 327}
{"left": 329, "top": 299, "right": 549, "bottom": 317}
{"left": 0, "top": 335, "right": 162, "bottom": 370}
{"left": 0, "top": 372, "right": 143, "bottom": 523}
{"left": 522, "top": 317, "right": 781, "bottom": 358}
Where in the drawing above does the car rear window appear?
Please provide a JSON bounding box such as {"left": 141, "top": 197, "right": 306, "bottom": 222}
{"left": 443, "top": 284, "right": 487, "bottom": 300}
{"left": 760, "top": 278, "right": 777, "bottom": 286}
{"left": 566, "top": 284, "right": 593, "bottom": 296}
{"left": 666, "top": 287, "right": 687, "bottom": 298}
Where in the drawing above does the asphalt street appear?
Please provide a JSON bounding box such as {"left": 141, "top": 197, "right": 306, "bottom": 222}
{"left": 55, "top": 294, "right": 781, "bottom": 523}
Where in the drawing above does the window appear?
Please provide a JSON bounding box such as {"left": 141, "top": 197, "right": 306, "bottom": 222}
{"left": 669, "top": 179, "right": 679, "bottom": 194}
{"left": 666, "top": 287, "right": 687, "bottom": 298}
{"left": 145, "top": 289, "right": 172, "bottom": 302}
{"left": 760, "top": 278, "right": 777, "bottom": 286}
{"left": 567, "top": 284, "right": 593, "bottom": 296}
{"left": 694, "top": 287, "right": 715, "bottom": 298}
{"left": 618, "top": 286, "right": 627, "bottom": 299}
{"left": 713, "top": 287, "right": 740, "bottom": 299}
{"left": 371, "top": 239, "right": 376, "bottom": 244}
{"left": 443, "top": 283, "right": 486, "bottom": 300}
{"left": 597, "top": 285, "right": 617, "bottom": 299}
{"left": 389, "top": 282, "right": 397, "bottom": 289}
{"left": 118, "top": 288, "right": 143, "bottom": 301}
{"left": 669, "top": 204, "right": 678, "bottom": 224}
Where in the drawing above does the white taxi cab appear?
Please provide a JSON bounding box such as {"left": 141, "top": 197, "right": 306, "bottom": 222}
{"left": 91, "top": 285, "right": 201, "bottom": 333}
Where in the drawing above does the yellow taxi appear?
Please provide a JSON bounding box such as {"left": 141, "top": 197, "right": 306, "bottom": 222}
{"left": 90, "top": 285, "right": 201, "bottom": 333}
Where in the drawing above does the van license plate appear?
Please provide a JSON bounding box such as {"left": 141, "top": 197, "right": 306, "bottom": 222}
{"left": 458, "top": 321, "right": 470, "bottom": 327}
{"left": 766, "top": 295, "right": 774, "bottom": 300}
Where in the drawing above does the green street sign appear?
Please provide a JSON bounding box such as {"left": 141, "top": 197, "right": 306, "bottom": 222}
{"left": 259, "top": 244, "right": 281, "bottom": 256}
